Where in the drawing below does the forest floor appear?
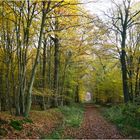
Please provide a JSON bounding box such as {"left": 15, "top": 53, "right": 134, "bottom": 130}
{"left": 0, "top": 104, "right": 124, "bottom": 139}
{"left": 0, "top": 109, "right": 63, "bottom": 139}
{"left": 62, "top": 104, "right": 123, "bottom": 139}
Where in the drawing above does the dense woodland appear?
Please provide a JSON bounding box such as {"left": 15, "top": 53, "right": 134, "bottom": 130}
{"left": 0, "top": 0, "right": 140, "bottom": 115}
{"left": 0, "top": 0, "right": 140, "bottom": 138}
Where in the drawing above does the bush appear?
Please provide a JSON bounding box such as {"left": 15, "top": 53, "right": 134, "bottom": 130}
{"left": 10, "top": 120, "right": 23, "bottom": 131}
{"left": 10, "top": 118, "right": 33, "bottom": 131}
{"left": 103, "top": 103, "right": 140, "bottom": 138}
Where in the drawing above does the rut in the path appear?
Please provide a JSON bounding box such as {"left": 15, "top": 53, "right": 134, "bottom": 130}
{"left": 64, "top": 104, "right": 123, "bottom": 139}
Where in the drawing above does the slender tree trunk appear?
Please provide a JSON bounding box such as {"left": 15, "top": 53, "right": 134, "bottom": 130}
{"left": 135, "top": 57, "right": 140, "bottom": 97}
{"left": 6, "top": 25, "right": 12, "bottom": 114}
{"left": 47, "top": 42, "right": 52, "bottom": 89}
{"left": 60, "top": 61, "right": 69, "bottom": 106}
{"left": 128, "top": 55, "right": 134, "bottom": 101}
{"left": 0, "top": 67, "right": 2, "bottom": 112}
{"left": 129, "top": 70, "right": 133, "bottom": 101}
{"left": 120, "top": 31, "right": 130, "bottom": 103}
{"left": 42, "top": 37, "right": 47, "bottom": 89}
{"left": 53, "top": 37, "right": 59, "bottom": 107}
{"left": 41, "top": 37, "right": 47, "bottom": 110}
{"left": 75, "top": 84, "right": 80, "bottom": 103}
{"left": 15, "top": 10, "right": 22, "bottom": 115}
{"left": 6, "top": 61, "right": 12, "bottom": 113}
{"left": 25, "top": 2, "right": 47, "bottom": 116}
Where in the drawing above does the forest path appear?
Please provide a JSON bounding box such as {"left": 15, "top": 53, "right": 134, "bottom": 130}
{"left": 64, "top": 104, "right": 123, "bottom": 139}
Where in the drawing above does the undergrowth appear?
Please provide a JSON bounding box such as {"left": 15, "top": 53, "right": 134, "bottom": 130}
{"left": 10, "top": 118, "right": 33, "bottom": 131}
{"left": 103, "top": 103, "right": 140, "bottom": 138}
{"left": 59, "top": 103, "right": 84, "bottom": 128}
{"left": 46, "top": 103, "right": 84, "bottom": 139}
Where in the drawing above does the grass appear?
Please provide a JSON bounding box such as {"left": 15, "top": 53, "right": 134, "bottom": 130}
{"left": 59, "top": 103, "right": 84, "bottom": 128}
{"left": 46, "top": 103, "right": 84, "bottom": 139}
{"left": 103, "top": 103, "right": 140, "bottom": 138}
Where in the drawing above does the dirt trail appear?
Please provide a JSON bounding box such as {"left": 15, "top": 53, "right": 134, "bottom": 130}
{"left": 64, "top": 104, "right": 123, "bottom": 139}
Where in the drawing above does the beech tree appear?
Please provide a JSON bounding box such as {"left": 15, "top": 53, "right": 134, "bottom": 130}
{"left": 0, "top": 0, "right": 92, "bottom": 115}
{"left": 106, "top": 0, "right": 140, "bottom": 103}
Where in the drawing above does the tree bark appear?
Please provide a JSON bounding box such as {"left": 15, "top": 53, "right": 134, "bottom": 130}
{"left": 25, "top": 2, "right": 48, "bottom": 117}
{"left": 120, "top": 31, "right": 130, "bottom": 103}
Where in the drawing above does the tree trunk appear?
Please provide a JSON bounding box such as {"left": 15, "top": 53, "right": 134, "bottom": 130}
{"left": 120, "top": 31, "right": 130, "bottom": 103}
{"left": 42, "top": 37, "right": 47, "bottom": 88}
{"left": 75, "top": 84, "right": 80, "bottom": 103}
{"left": 128, "top": 55, "right": 134, "bottom": 101}
{"left": 53, "top": 37, "right": 59, "bottom": 107}
{"left": 25, "top": 2, "right": 47, "bottom": 116}
{"left": 47, "top": 42, "right": 52, "bottom": 89}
